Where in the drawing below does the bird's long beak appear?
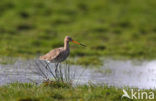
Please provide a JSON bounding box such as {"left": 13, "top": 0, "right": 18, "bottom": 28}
{"left": 72, "top": 40, "right": 86, "bottom": 47}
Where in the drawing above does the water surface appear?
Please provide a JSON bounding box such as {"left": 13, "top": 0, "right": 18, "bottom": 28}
{"left": 0, "top": 59, "right": 156, "bottom": 89}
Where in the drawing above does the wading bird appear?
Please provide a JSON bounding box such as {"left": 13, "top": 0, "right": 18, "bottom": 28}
{"left": 40, "top": 36, "right": 86, "bottom": 73}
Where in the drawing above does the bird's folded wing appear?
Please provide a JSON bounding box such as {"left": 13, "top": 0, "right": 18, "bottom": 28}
{"left": 40, "top": 48, "right": 62, "bottom": 61}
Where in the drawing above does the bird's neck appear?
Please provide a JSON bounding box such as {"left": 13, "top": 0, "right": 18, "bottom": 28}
{"left": 64, "top": 40, "right": 70, "bottom": 50}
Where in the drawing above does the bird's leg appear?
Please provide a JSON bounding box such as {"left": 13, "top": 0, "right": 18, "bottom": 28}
{"left": 55, "top": 63, "right": 59, "bottom": 78}
{"left": 56, "top": 63, "right": 59, "bottom": 68}
{"left": 45, "top": 61, "right": 49, "bottom": 69}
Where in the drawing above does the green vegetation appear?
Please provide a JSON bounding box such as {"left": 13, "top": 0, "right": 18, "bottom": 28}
{"left": 0, "top": 82, "right": 155, "bottom": 101}
{"left": 0, "top": 0, "right": 156, "bottom": 65}
{"left": 0, "top": 0, "right": 156, "bottom": 100}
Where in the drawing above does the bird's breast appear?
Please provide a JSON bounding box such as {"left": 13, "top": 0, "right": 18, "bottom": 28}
{"left": 54, "top": 49, "right": 70, "bottom": 63}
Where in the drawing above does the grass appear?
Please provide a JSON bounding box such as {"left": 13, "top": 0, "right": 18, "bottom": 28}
{"left": 0, "top": 82, "right": 155, "bottom": 101}
{"left": 32, "top": 60, "right": 75, "bottom": 84}
{"left": 0, "top": 0, "right": 156, "bottom": 65}
{"left": 0, "top": 0, "right": 156, "bottom": 99}
{"left": 0, "top": 0, "right": 155, "bottom": 100}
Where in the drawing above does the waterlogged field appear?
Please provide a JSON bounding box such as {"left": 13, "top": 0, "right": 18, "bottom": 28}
{"left": 0, "top": 59, "right": 156, "bottom": 101}
{"left": 0, "top": 0, "right": 156, "bottom": 101}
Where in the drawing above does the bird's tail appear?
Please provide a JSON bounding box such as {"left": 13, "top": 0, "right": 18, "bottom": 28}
{"left": 39, "top": 56, "right": 45, "bottom": 60}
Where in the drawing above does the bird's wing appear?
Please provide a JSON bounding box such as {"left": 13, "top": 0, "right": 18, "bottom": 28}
{"left": 40, "top": 48, "right": 63, "bottom": 61}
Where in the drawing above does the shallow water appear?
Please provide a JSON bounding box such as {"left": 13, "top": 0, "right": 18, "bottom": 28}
{"left": 0, "top": 59, "right": 156, "bottom": 89}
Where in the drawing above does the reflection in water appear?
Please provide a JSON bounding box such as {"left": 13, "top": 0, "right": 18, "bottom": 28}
{"left": 0, "top": 59, "right": 156, "bottom": 89}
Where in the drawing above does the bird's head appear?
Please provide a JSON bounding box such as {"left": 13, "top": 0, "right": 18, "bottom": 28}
{"left": 65, "top": 36, "right": 86, "bottom": 47}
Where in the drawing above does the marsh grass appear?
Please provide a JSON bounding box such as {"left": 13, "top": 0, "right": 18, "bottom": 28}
{"left": 32, "top": 60, "right": 75, "bottom": 87}
{"left": 1, "top": 82, "right": 155, "bottom": 101}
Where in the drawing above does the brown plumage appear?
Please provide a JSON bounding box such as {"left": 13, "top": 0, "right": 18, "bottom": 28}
{"left": 40, "top": 36, "right": 86, "bottom": 64}
{"left": 40, "top": 47, "right": 70, "bottom": 63}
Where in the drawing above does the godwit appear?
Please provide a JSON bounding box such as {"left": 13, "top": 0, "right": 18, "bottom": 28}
{"left": 40, "top": 36, "right": 86, "bottom": 72}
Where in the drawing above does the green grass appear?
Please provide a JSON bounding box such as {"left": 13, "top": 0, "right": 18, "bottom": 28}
{"left": 0, "top": 82, "right": 155, "bottom": 101}
{"left": 0, "top": 0, "right": 156, "bottom": 65}
{"left": 0, "top": 0, "right": 155, "bottom": 99}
